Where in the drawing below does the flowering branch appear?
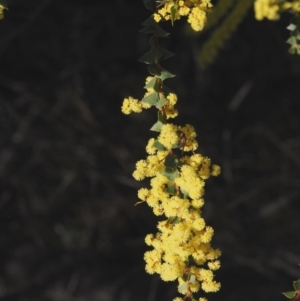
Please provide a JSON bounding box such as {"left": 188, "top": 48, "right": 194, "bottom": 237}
{"left": 122, "top": 1, "right": 221, "bottom": 300}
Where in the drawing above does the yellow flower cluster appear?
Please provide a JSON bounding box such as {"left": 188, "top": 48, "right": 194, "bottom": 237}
{"left": 121, "top": 77, "right": 178, "bottom": 119}
{"left": 132, "top": 118, "right": 221, "bottom": 298}
{"left": 254, "top": 0, "right": 300, "bottom": 20}
{"left": 122, "top": 48, "right": 220, "bottom": 300}
{"left": 154, "top": 0, "right": 213, "bottom": 31}
{"left": 121, "top": 96, "right": 150, "bottom": 114}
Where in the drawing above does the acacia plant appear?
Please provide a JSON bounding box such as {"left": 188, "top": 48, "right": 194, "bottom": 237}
{"left": 122, "top": 1, "right": 222, "bottom": 301}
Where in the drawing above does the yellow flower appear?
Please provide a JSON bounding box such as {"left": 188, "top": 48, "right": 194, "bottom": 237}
{"left": 154, "top": 13, "right": 162, "bottom": 22}
{"left": 121, "top": 97, "right": 141, "bottom": 114}
{"left": 208, "top": 260, "right": 221, "bottom": 271}
{"left": 192, "top": 217, "right": 206, "bottom": 231}
{"left": 200, "top": 226, "right": 214, "bottom": 243}
{"left": 188, "top": 7, "right": 207, "bottom": 31}
{"left": 146, "top": 138, "right": 157, "bottom": 154}
{"left": 191, "top": 198, "right": 204, "bottom": 208}
{"left": 201, "top": 280, "right": 221, "bottom": 292}
{"left": 138, "top": 188, "right": 150, "bottom": 201}
{"left": 211, "top": 164, "right": 221, "bottom": 176}
{"left": 153, "top": 0, "right": 212, "bottom": 31}
{"left": 158, "top": 123, "right": 178, "bottom": 149}
{"left": 254, "top": 0, "right": 280, "bottom": 20}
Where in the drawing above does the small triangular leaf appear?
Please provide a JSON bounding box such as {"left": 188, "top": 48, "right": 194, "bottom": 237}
{"left": 148, "top": 36, "right": 156, "bottom": 47}
{"left": 287, "top": 36, "right": 296, "bottom": 45}
{"left": 167, "top": 216, "right": 180, "bottom": 224}
{"left": 189, "top": 275, "right": 196, "bottom": 283}
{"left": 162, "top": 85, "right": 174, "bottom": 95}
{"left": 148, "top": 64, "right": 161, "bottom": 75}
{"left": 289, "top": 46, "right": 296, "bottom": 54}
{"left": 156, "top": 26, "right": 170, "bottom": 37}
{"left": 140, "top": 25, "right": 170, "bottom": 37}
{"left": 165, "top": 154, "right": 178, "bottom": 169}
{"left": 287, "top": 24, "right": 297, "bottom": 31}
{"left": 139, "top": 48, "right": 162, "bottom": 64}
{"left": 142, "top": 15, "right": 156, "bottom": 27}
{"left": 293, "top": 280, "right": 300, "bottom": 290}
{"left": 159, "top": 69, "right": 176, "bottom": 81}
{"left": 282, "top": 291, "right": 297, "bottom": 299}
{"left": 180, "top": 188, "right": 189, "bottom": 197}
{"left": 166, "top": 184, "right": 176, "bottom": 195}
{"left": 160, "top": 47, "right": 175, "bottom": 60}
{"left": 145, "top": 76, "right": 158, "bottom": 90}
{"left": 161, "top": 169, "right": 179, "bottom": 181}
{"left": 178, "top": 283, "right": 188, "bottom": 294}
{"left": 139, "top": 26, "right": 156, "bottom": 34}
{"left": 153, "top": 140, "right": 167, "bottom": 151}
{"left": 150, "top": 120, "right": 164, "bottom": 132}
{"left": 156, "top": 94, "right": 168, "bottom": 108}
{"left": 141, "top": 92, "right": 159, "bottom": 105}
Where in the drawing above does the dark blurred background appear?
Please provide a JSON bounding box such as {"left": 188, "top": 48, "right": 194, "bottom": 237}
{"left": 0, "top": 0, "right": 300, "bottom": 300}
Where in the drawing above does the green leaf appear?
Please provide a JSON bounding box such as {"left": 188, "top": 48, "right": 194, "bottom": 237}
{"left": 166, "top": 184, "right": 176, "bottom": 195}
{"left": 156, "top": 26, "right": 170, "bottom": 37}
{"left": 148, "top": 36, "right": 156, "bottom": 47}
{"left": 139, "top": 26, "right": 156, "bottom": 34}
{"left": 161, "top": 169, "right": 179, "bottom": 181}
{"left": 139, "top": 26, "right": 170, "bottom": 38}
{"left": 287, "top": 36, "right": 296, "bottom": 45}
{"left": 148, "top": 64, "right": 161, "bottom": 75}
{"left": 145, "top": 76, "right": 158, "bottom": 90}
{"left": 180, "top": 188, "right": 189, "bottom": 197}
{"left": 282, "top": 291, "right": 297, "bottom": 299}
{"left": 168, "top": 216, "right": 180, "bottom": 224}
{"left": 159, "top": 69, "right": 176, "bottom": 81}
{"left": 142, "top": 15, "right": 156, "bottom": 27}
{"left": 153, "top": 140, "right": 167, "bottom": 151}
{"left": 150, "top": 121, "right": 164, "bottom": 132}
{"left": 293, "top": 280, "right": 300, "bottom": 290}
{"left": 178, "top": 283, "right": 188, "bottom": 294}
{"left": 158, "top": 110, "right": 166, "bottom": 123}
{"left": 164, "top": 154, "right": 178, "bottom": 169}
{"left": 160, "top": 47, "right": 175, "bottom": 60}
{"left": 156, "top": 94, "right": 168, "bottom": 108}
{"left": 141, "top": 92, "right": 159, "bottom": 105}
{"left": 287, "top": 24, "right": 297, "bottom": 31}
{"left": 0, "top": 0, "right": 8, "bottom": 9}
{"left": 162, "top": 85, "right": 174, "bottom": 95}
{"left": 189, "top": 275, "right": 196, "bottom": 283}
{"left": 139, "top": 48, "right": 162, "bottom": 64}
{"left": 143, "top": 0, "right": 155, "bottom": 11}
{"left": 170, "top": 5, "right": 176, "bottom": 26}
{"left": 289, "top": 46, "right": 296, "bottom": 54}
{"left": 140, "top": 25, "right": 170, "bottom": 37}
